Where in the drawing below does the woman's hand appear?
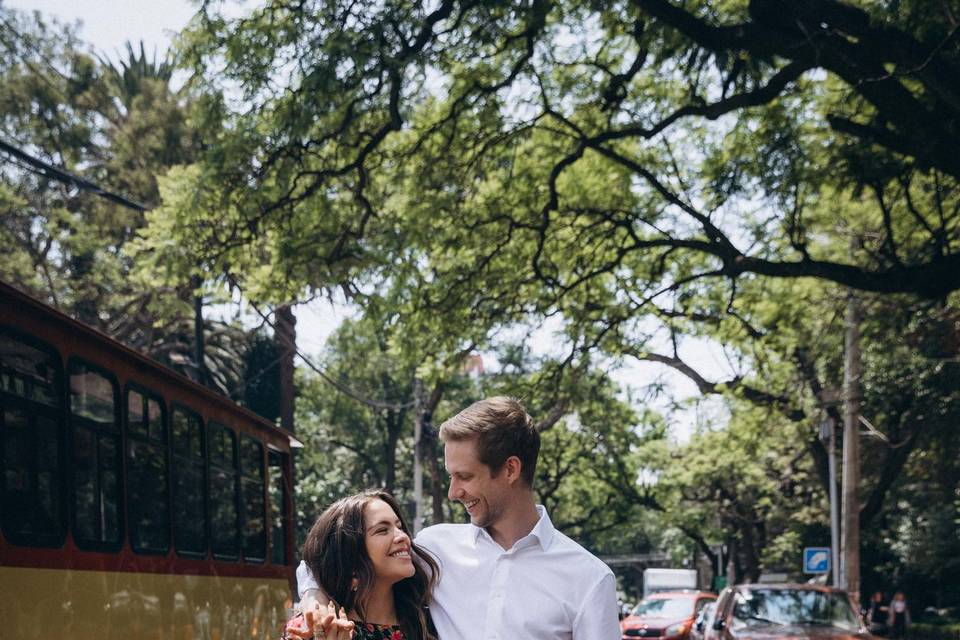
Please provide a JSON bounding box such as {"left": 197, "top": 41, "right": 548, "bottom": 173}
{"left": 301, "top": 591, "right": 330, "bottom": 638}
{"left": 329, "top": 602, "right": 355, "bottom": 640}
{"left": 287, "top": 601, "right": 353, "bottom": 640}
{"left": 286, "top": 601, "right": 354, "bottom": 640}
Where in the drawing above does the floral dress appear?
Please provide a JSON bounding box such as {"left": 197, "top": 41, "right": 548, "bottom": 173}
{"left": 283, "top": 615, "right": 406, "bottom": 640}
{"left": 352, "top": 622, "right": 405, "bottom": 640}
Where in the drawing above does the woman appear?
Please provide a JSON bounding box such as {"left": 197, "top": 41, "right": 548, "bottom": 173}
{"left": 887, "top": 592, "right": 911, "bottom": 639}
{"left": 287, "top": 490, "right": 439, "bottom": 640}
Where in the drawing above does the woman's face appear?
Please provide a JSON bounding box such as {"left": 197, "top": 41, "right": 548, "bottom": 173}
{"left": 363, "top": 498, "right": 415, "bottom": 585}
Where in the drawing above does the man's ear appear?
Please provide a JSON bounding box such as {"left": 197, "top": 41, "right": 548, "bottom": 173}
{"left": 504, "top": 456, "right": 523, "bottom": 484}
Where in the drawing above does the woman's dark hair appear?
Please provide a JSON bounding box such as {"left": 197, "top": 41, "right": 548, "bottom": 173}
{"left": 301, "top": 490, "right": 439, "bottom": 640}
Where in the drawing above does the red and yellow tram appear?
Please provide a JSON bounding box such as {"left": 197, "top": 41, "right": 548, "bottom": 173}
{"left": 0, "top": 280, "right": 299, "bottom": 640}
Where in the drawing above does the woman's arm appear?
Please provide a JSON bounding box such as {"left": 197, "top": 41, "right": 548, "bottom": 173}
{"left": 291, "top": 561, "right": 333, "bottom": 638}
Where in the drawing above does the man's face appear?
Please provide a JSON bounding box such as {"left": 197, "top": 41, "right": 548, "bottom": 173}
{"left": 444, "top": 438, "right": 510, "bottom": 528}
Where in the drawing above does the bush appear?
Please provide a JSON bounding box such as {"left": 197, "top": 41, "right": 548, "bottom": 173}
{"left": 909, "top": 623, "right": 960, "bottom": 640}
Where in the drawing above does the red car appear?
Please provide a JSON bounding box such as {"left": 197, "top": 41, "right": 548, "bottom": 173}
{"left": 622, "top": 591, "right": 718, "bottom": 640}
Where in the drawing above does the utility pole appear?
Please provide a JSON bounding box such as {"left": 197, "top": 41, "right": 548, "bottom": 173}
{"left": 820, "top": 416, "right": 841, "bottom": 588}
{"left": 412, "top": 378, "right": 424, "bottom": 535}
{"left": 841, "top": 288, "right": 861, "bottom": 607}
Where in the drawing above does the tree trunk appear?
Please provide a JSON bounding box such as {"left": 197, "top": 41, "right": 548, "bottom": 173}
{"left": 726, "top": 536, "right": 738, "bottom": 585}
{"left": 383, "top": 410, "right": 403, "bottom": 494}
{"left": 71, "top": 252, "right": 98, "bottom": 327}
{"left": 422, "top": 382, "right": 447, "bottom": 524}
{"left": 275, "top": 304, "right": 296, "bottom": 433}
{"left": 739, "top": 518, "right": 762, "bottom": 583}
{"left": 191, "top": 275, "right": 207, "bottom": 386}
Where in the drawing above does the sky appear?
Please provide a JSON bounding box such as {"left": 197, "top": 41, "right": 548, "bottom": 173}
{"left": 8, "top": 0, "right": 199, "bottom": 61}
{"left": 8, "top": 0, "right": 732, "bottom": 439}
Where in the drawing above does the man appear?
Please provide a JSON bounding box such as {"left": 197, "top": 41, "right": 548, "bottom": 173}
{"left": 297, "top": 396, "right": 620, "bottom": 639}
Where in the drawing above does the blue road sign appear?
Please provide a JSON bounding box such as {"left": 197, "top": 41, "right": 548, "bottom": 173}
{"left": 803, "top": 547, "right": 831, "bottom": 574}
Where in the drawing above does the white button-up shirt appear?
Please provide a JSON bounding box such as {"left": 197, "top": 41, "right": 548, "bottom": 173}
{"left": 297, "top": 506, "right": 621, "bottom": 640}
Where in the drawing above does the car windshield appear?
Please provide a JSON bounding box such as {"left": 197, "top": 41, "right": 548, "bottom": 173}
{"left": 631, "top": 598, "right": 695, "bottom": 618}
{"left": 731, "top": 589, "right": 861, "bottom": 632}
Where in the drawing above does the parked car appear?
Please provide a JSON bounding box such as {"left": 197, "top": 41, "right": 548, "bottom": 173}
{"left": 621, "top": 590, "right": 717, "bottom": 640}
{"left": 705, "top": 583, "right": 875, "bottom": 640}
{"left": 691, "top": 602, "right": 718, "bottom": 640}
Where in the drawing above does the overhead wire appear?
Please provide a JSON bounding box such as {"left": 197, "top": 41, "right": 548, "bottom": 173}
{"left": 0, "top": 13, "right": 148, "bottom": 211}
{"left": 227, "top": 274, "right": 417, "bottom": 412}
{"left": 0, "top": 133, "right": 404, "bottom": 410}
{"left": 0, "top": 138, "right": 147, "bottom": 211}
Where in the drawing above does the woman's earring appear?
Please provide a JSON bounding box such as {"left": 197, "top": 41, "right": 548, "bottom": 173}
{"left": 351, "top": 577, "right": 359, "bottom": 592}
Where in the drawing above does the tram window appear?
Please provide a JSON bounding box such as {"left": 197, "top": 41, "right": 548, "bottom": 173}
{"left": 70, "top": 363, "right": 118, "bottom": 427}
{"left": 0, "top": 332, "right": 59, "bottom": 407}
{"left": 0, "top": 330, "right": 65, "bottom": 547}
{"left": 208, "top": 422, "right": 239, "bottom": 559}
{"left": 127, "top": 392, "right": 147, "bottom": 438}
{"left": 69, "top": 360, "right": 121, "bottom": 550}
{"left": 126, "top": 387, "right": 169, "bottom": 554}
{"left": 268, "top": 450, "right": 289, "bottom": 565}
{"left": 239, "top": 435, "right": 265, "bottom": 561}
{"left": 171, "top": 406, "right": 206, "bottom": 555}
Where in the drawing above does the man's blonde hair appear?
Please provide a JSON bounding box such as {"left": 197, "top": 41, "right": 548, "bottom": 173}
{"left": 439, "top": 396, "right": 540, "bottom": 486}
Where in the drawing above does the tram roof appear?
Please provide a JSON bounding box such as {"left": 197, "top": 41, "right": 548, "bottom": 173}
{"left": 0, "top": 279, "right": 303, "bottom": 450}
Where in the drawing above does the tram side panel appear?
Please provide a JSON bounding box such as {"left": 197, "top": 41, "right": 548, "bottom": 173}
{"left": 0, "top": 287, "right": 296, "bottom": 640}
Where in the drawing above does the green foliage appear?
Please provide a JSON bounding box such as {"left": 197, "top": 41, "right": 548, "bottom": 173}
{"left": 0, "top": 6, "right": 251, "bottom": 393}
{"left": 151, "top": 0, "right": 960, "bottom": 605}
{"left": 7, "top": 0, "right": 954, "bottom": 606}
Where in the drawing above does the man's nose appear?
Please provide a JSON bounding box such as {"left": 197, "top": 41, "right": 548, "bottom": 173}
{"left": 447, "top": 479, "right": 460, "bottom": 500}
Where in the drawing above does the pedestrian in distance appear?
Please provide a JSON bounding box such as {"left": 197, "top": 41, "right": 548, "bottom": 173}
{"left": 285, "top": 490, "right": 439, "bottom": 640}
{"left": 887, "top": 592, "right": 911, "bottom": 639}
{"left": 866, "top": 591, "right": 888, "bottom": 636}
{"left": 297, "top": 396, "right": 621, "bottom": 639}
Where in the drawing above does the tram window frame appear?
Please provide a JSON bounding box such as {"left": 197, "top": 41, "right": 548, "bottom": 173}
{"left": 124, "top": 384, "right": 170, "bottom": 555}
{"left": 67, "top": 358, "right": 123, "bottom": 552}
{"left": 208, "top": 421, "right": 240, "bottom": 561}
{"left": 170, "top": 404, "right": 207, "bottom": 558}
{"left": 239, "top": 433, "right": 266, "bottom": 563}
{"left": 267, "top": 449, "right": 290, "bottom": 566}
{"left": 0, "top": 327, "right": 66, "bottom": 548}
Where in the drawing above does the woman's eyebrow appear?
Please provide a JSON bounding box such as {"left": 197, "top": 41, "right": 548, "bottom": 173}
{"left": 365, "top": 518, "right": 401, "bottom": 532}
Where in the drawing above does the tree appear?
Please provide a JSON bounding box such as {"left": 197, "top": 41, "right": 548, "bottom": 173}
{"left": 0, "top": 7, "right": 249, "bottom": 394}
{"left": 164, "top": 0, "right": 960, "bottom": 300}
{"left": 144, "top": 0, "right": 960, "bottom": 602}
{"left": 292, "top": 300, "right": 665, "bottom": 565}
{"left": 654, "top": 402, "right": 827, "bottom": 584}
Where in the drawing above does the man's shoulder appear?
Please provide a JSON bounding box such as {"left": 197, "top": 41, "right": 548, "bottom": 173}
{"left": 415, "top": 522, "right": 474, "bottom": 545}
{"left": 545, "top": 528, "right": 614, "bottom": 578}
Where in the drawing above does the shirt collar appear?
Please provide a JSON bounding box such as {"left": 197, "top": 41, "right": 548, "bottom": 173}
{"left": 473, "top": 504, "right": 555, "bottom": 551}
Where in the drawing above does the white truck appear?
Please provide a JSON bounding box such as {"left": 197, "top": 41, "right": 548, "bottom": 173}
{"left": 642, "top": 568, "right": 698, "bottom": 598}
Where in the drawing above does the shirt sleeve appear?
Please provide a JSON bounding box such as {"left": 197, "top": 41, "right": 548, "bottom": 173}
{"left": 572, "top": 571, "right": 621, "bottom": 640}
{"left": 296, "top": 560, "right": 320, "bottom": 599}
